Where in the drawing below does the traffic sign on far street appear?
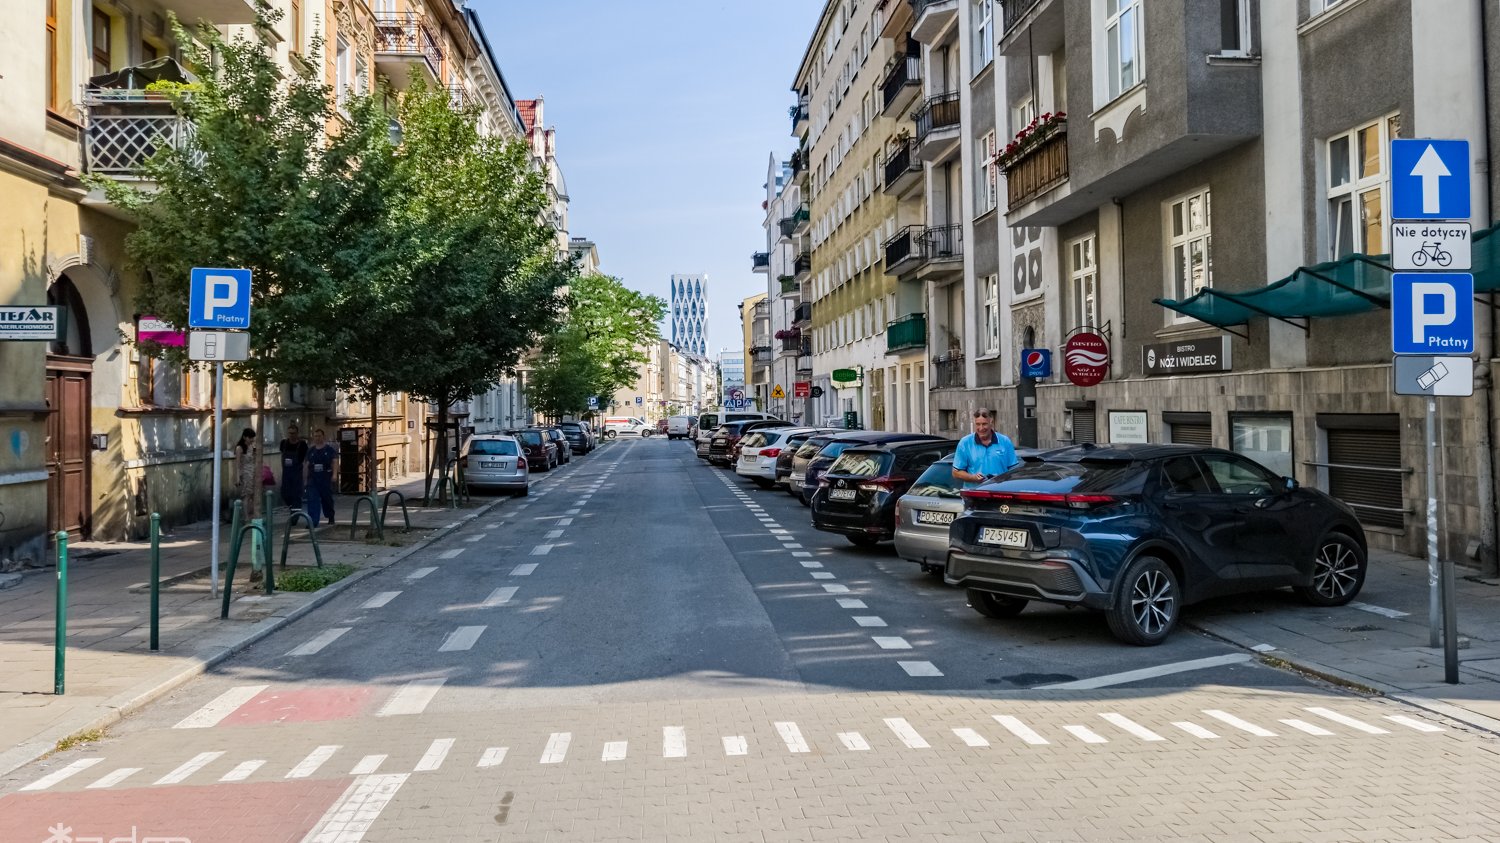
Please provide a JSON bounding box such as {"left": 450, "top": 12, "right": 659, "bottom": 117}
{"left": 1392, "top": 140, "right": 1469, "bottom": 220}
{"left": 1394, "top": 355, "right": 1474, "bottom": 397}
{"left": 771, "top": 384, "right": 785, "bottom": 399}
{"left": 1391, "top": 273, "right": 1474, "bottom": 355}
{"left": 588, "top": 396, "right": 599, "bottom": 409}
{"left": 188, "top": 267, "right": 252, "bottom": 329}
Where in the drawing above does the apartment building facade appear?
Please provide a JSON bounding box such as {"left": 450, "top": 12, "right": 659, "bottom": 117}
{"left": 0, "top": 0, "right": 559, "bottom": 562}
{"left": 740, "top": 292, "right": 772, "bottom": 410}
{"left": 757, "top": 154, "right": 819, "bottom": 423}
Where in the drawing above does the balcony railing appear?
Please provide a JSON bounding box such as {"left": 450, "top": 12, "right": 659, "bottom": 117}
{"left": 447, "top": 82, "right": 471, "bottom": 110}
{"left": 914, "top": 93, "right": 961, "bottom": 142}
{"left": 789, "top": 148, "right": 805, "bottom": 176}
{"left": 884, "top": 225, "right": 920, "bottom": 272}
{"left": 880, "top": 54, "right": 922, "bottom": 114}
{"left": 933, "top": 354, "right": 965, "bottom": 388}
{"left": 789, "top": 101, "right": 809, "bottom": 134}
{"left": 799, "top": 337, "right": 813, "bottom": 358}
{"left": 794, "top": 302, "right": 813, "bottom": 323}
{"left": 919, "top": 223, "right": 963, "bottom": 262}
{"left": 753, "top": 348, "right": 772, "bottom": 364}
{"left": 82, "top": 90, "right": 197, "bottom": 176}
{"left": 754, "top": 301, "right": 770, "bottom": 318}
{"left": 779, "top": 275, "right": 799, "bottom": 295}
{"left": 752, "top": 251, "right": 771, "bottom": 270}
{"left": 780, "top": 335, "right": 803, "bottom": 354}
{"left": 752, "top": 333, "right": 771, "bottom": 349}
{"left": 883, "top": 139, "right": 920, "bottom": 187}
{"left": 886, "top": 313, "right": 927, "bottom": 353}
{"left": 779, "top": 216, "right": 798, "bottom": 238}
{"left": 375, "top": 12, "right": 444, "bottom": 81}
{"left": 792, "top": 204, "right": 811, "bottom": 235}
{"left": 1004, "top": 129, "right": 1069, "bottom": 210}
{"left": 1002, "top": 0, "right": 1045, "bottom": 33}
{"left": 793, "top": 253, "right": 812, "bottom": 276}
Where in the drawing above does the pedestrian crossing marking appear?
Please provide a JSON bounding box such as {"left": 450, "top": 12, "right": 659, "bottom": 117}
{"left": 174, "top": 684, "right": 269, "bottom": 728}
{"left": 1306, "top": 706, "right": 1388, "bottom": 734}
{"left": 405, "top": 567, "right": 437, "bottom": 581}
{"left": 885, "top": 717, "right": 930, "bottom": 749}
{"left": 478, "top": 747, "right": 508, "bottom": 768}
{"left": 361, "top": 592, "right": 401, "bottom": 609}
{"left": 837, "top": 732, "right": 871, "bottom": 751}
{"left": 438, "top": 549, "right": 464, "bottom": 559}
{"left": 86, "top": 767, "right": 141, "bottom": 789}
{"left": 775, "top": 721, "right": 810, "bottom": 753}
{"left": 540, "top": 732, "right": 571, "bottom": 764}
{"left": 1385, "top": 715, "right": 1444, "bottom": 733}
{"left": 1064, "top": 725, "right": 1109, "bottom": 744}
{"left": 439, "top": 626, "right": 486, "bottom": 652}
{"left": 899, "top": 661, "right": 944, "bottom": 677}
{"left": 376, "top": 678, "right": 446, "bottom": 717}
{"left": 414, "top": 738, "right": 454, "bottom": 772}
{"left": 722, "top": 736, "right": 748, "bottom": 756}
{"left": 1100, "top": 713, "right": 1164, "bottom": 742}
{"left": 952, "top": 728, "right": 989, "bottom": 747}
{"left": 220, "top": 760, "right": 265, "bottom": 782}
{"left": 993, "top": 715, "right": 1049, "bottom": 745}
{"left": 1280, "top": 719, "right": 1334, "bottom": 736}
{"left": 1172, "top": 722, "right": 1220, "bottom": 739}
{"left": 350, "top": 754, "right": 386, "bottom": 775}
{"left": 1203, "top": 709, "right": 1277, "bottom": 737}
{"left": 663, "top": 726, "right": 688, "bottom": 758}
{"left": 287, "top": 628, "right": 350, "bottom": 657}
{"left": 156, "top": 751, "right": 224, "bottom": 785}
{"left": 287, "top": 745, "right": 340, "bottom": 779}
{"left": 602, "top": 741, "right": 628, "bottom": 762}
{"left": 303, "top": 772, "right": 410, "bottom": 843}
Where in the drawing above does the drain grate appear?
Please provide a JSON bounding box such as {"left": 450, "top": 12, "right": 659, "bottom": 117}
{"left": 1338, "top": 624, "right": 1382, "bottom": 633}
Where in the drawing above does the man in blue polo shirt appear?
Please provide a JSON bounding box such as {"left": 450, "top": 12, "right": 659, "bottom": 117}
{"left": 952, "top": 408, "right": 1019, "bottom": 488}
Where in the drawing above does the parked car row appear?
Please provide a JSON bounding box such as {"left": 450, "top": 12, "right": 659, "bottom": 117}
{"left": 458, "top": 420, "right": 600, "bottom": 497}
{"left": 705, "top": 423, "right": 1372, "bottom": 646}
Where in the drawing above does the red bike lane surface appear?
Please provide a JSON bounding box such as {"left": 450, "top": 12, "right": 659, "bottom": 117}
{"left": 219, "top": 687, "right": 380, "bottom": 727}
{"left": 0, "top": 778, "right": 351, "bottom": 843}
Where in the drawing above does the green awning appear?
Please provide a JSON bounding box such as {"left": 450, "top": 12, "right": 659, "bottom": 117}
{"left": 1156, "top": 221, "right": 1500, "bottom": 328}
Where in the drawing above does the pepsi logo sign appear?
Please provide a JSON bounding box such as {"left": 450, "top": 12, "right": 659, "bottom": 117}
{"left": 1064, "top": 332, "right": 1110, "bottom": 387}
{"left": 1025, "top": 351, "right": 1044, "bottom": 368}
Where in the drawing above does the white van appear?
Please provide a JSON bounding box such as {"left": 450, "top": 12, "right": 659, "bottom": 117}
{"left": 602, "top": 416, "right": 652, "bottom": 439}
{"left": 666, "top": 415, "right": 695, "bottom": 440}
{"left": 695, "top": 409, "right": 780, "bottom": 458}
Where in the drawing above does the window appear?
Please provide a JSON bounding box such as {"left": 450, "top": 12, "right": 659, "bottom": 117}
{"left": 982, "top": 275, "right": 1000, "bottom": 355}
{"left": 1012, "top": 97, "right": 1037, "bottom": 136}
{"left": 290, "top": 0, "right": 303, "bottom": 54}
{"left": 142, "top": 42, "right": 159, "bottom": 62}
{"left": 46, "top": 0, "right": 58, "bottom": 109}
{"left": 1104, "top": 0, "right": 1143, "bottom": 101}
{"left": 1068, "top": 235, "right": 1099, "bottom": 328}
{"left": 1328, "top": 113, "right": 1400, "bottom": 258}
{"left": 1220, "top": 0, "right": 1252, "bottom": 56}
{"left": 1200, "top": 454, "right": 1280, "bottom": 496}
{"left": 1232, "top": 414, "right": 1293, "bottom": 479}
{"left": 975, "top": 131, "right": 997, "bottom": 215}
{"left": 971, "top": 0, "right": 994, "bottom": 73}
{"left": 356, "top": 56, "right": 369, "bottom": 96}
{"left": 335, "top": 37, "right": 351, "bottom": 107}
{"left": 92, "top": 9, "right": 112, "bottom": 77}
{"left": 1160, "top": 457, "right": 1213, "bottom": 495}
{"left": 1166, "top": 188, "right": 1212, "bottom": 303}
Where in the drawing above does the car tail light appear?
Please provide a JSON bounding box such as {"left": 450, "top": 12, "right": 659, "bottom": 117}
{"left": 761, "top": 447, "right": 781, "bottom": 458}
{"left": 857, "top": 475, "right": 906, "bottom": 492}
{"left": 960, "top": 490, "right": 1121, "bottom": 509}
{"left": 517, "top": 457, "right": 527, "bottom": 469}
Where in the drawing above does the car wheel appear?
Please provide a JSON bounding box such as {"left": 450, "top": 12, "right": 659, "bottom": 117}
{"left": 847, "top": 535, "right": 879, "bottom": 548}
{"left": 967, "top": 588, "right": 1027, "bottom": 618}
{"left": 515, "top": 486, "right": 529, "bottom": 497}
{"left": 604, "top": 430, "right": 617, "bottom": 440}
{"left": 1294, "top": 533, "right": 1367, "bottom": 606}
{"left": 751, "top": 478, "right": 773, "bottom": 489}
{"left": 1105, "top": 555, "right": 1179, "bottom": 646}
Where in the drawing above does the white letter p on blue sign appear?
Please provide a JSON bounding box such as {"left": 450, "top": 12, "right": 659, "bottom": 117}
{"left": 188, "top": 267, "right": 252, "bottom": 329}
{"left": 1392, "top": 272, "right": 1473, "bottom": 355}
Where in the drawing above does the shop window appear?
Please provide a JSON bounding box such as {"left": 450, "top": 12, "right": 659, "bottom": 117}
{"left": 1318, "top": 414, "right": 1404, "bottom": 529}
{"left": 1232, "top": 414, "right": 1293, "bottom": 478}
{"left": 1164, "top": 411, "right": 1212, "bottom": 447}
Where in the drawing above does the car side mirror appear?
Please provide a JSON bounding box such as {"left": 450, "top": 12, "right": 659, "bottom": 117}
{"left": 1283, "top": 476, "right": 1299, "bottom": 492}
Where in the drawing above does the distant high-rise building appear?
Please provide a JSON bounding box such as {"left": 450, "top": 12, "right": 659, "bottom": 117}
{"left": 670, "top": 274, "right": 707, "bottom": 356}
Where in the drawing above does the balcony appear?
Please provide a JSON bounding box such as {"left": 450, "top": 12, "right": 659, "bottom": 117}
{"left": 82, "top": 89, "right": 197, "bottom": 178}
{"left": 1000, "top": 0, "right": 1063, "bottom": 57}
{"left": 752, "top": 348, "right": 773, "bottom": 364}
{"left": 882, "top": 139, "right": 923, "bottom": 199}
{"left": 752, "top": 333, "right": 771, "bottom": 350}
{"left": 447, "top": 82, "right": 471, "bottom": 111}
{"left": 752, "top": 251, "right": 771, "bottom": 273}
{"left": 933, "top": 354, "right": 965, "bottom": 389}
{"left": 375, "top": 13, "right": 444, "bottom": 88}
{"left": 794, "top": 302, "right": 812, "bottom": 324}
{"left": 883, "top": 225, "right": 922, "bottom": 276}
{"left": 914, "top": 93, "right": 961, "bottom": 162}
{"left": 886, "top": 313, "right": 927, "bottom": 354}
{"left": 793, "top": 253, "right": 812, "bottom": 279}
{"left": 917, "top": 223, "right": 964, "bottom": 279}
{"left": 792, "top": 204, "right": 811, "bottom": 236}
{"left": 911, "top": 0, "right": 958, "bottom": 44}
{"left": 880, "top": 53, "right": 922, "bottom": 117}
{"left": 1004, "top": 128, "right": 1069, "bottom": 211}
{"left": 778, "top": 215, "right": 798, "bottom": 240}
{"left": 753, "top": 300, "right": 770, "bottom": 319}
{"left": 778, "top": 275, "right": 799, "bottom": 296}
{"left": 789, "top": 148, "right": 805, "bottom": 178}
{"left": 789, "top": 100, "right": 809, "bottom": 138}
{"left": 779, "top": 334, "right": 803, "bottom": 356}
{"left": 1002, "top": 0, "right": 1045, "bottom": 35}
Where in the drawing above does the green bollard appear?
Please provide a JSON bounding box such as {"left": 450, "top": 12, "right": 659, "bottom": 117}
{"left": 55, "top": 531, "right": 68, "bottom": 696}
{"left": 221, "top": 500, "right": 244, "bottom": 619}
{"left": 262, "top": 489, "right": 276, "bottom": 573}
{"left": 150, "top": 513, "right": 161, "bottom": 652}
{"left": 253, "top": 518, "right": 274, "bottom": 595}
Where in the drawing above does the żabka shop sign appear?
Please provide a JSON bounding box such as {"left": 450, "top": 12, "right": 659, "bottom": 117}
{"left": 1064, "top": 331, "right": 1110, "bottom": 387}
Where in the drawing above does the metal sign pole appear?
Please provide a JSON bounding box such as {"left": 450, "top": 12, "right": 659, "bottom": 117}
{"left": 1426, "top": 396, "right": 1439, "bottom": 648}
{"left": 210, "top": 361, "right": 225, "bottom": 598}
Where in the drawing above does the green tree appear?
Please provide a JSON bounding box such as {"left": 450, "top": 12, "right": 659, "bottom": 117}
{"left": 527, "top": 274, "right": 667, "bottom": 418}
{"left": 342, "top": 80, "right": 570, "bottom": 483}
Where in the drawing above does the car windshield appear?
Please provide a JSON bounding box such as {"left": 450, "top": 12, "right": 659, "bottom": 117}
{"left": 796, "top": 438, "right": 830, "bottom": 459}
{"left": 561, "top": 423, "right": 581, "bottom": 431}
{"left": 828, "top": 450, "right": 890, "bottom": 477}
{"left": 908, "top": 460, "right": 960, "bottom": 498}
{"left": 699, "top": 413, "right": 719, "bottom": 430}
{"left": 468, "top": 439, "right": 518, "bottom": 457}
{"left": 741, "top": 433, "right": 767, "bottom": 448}
{"left": 817, "top": 441, "right": 858, "bottom": 460}
{"left": 514, "top": 430, "right": 543, "bottom": 446}
{"left": 983, "top": 458, "right": 1145, "bottom": 494}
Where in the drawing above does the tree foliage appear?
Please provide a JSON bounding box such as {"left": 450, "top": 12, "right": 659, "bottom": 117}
{"left": 526, "top": 274, "right": 667, "bottom": 418}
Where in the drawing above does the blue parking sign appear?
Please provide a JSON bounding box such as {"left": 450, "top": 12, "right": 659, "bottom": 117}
{"left": 1391, "top": 140, "right": 1470, "bottom": 221}
{"left": 1392, "top": 273, "right": 1473, "bottom": 355}
{"left": 188, "top": 268, "right": 252, "bottom": 329}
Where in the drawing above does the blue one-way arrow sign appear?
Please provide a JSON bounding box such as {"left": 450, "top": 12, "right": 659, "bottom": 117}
{"left": 1392, "top": 139, "right": 1470, "bottom": 220}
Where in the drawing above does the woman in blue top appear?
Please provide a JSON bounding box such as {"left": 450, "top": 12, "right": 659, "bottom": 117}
{"left": 951, "top": 408, "right": 1019, "bottom": 489}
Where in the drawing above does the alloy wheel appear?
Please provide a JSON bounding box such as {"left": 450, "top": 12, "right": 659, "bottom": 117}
{"left": 1129, "top": 569, "right": 1176, "bottom": 636}
{"left": 1312, "top": 540, "right": 1360, "bottom": 599}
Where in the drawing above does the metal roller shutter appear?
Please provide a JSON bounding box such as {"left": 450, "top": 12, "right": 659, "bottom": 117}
{"left": 1325, "top": 426, "right": 1404, "bottom": 529}
{"left": 1073, "top": 408, "right": 1097, "bottom": 444}
{"left": 1170, "top": 424, "right": 1213, "bottom": 447}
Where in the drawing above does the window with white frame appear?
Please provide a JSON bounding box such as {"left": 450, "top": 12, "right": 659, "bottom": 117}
{"left": 975, "top": 131, "right": 997, "bottom": 215}
{"left": 1012, "top": 97, "right": 1037, "bottom": 137}
{"left": 335, "top": 36, "right": 351, "bottom": 107}
{"left": 1219, "top": 0, "right": 1252, "bottom": 56}
{"left": 982, "top": 275, "right": 1000, "bottom": 354}
{"left": 971, "top": 0, "right": 994, "bottom": 73}
{"left": 1166, "top": 188, "right": 1212, "bottom": 303}
{"left": 1102, "top": 0, "right": 1144, "bottom": 101}
{"left": 1068, "top": 235, "right": 1099, "bottom": 329}
{"left": 1327, "top": 113, "right": 1400, "bottom": 259}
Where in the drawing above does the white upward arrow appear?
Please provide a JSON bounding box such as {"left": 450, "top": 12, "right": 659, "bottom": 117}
{"left": 1411, "top": 144, "right": 1451, "bottom": 215}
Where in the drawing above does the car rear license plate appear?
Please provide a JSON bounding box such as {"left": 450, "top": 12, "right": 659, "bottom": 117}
{"left": 829, "top": 488, "right": 857, "bottom": 501}
{"left": 916, "top": 509, "right": 955, "bottom": 525}
{"left": 977, "top": 527, "right": 1029, "bottom": 548}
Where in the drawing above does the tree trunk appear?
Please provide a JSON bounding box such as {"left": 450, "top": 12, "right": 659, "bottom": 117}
{"left": 254, "top": 381, "right": 266, "bottom": 520}
{"left": 437, "top": 391, "right": 451, "bottom": 505}
{"left": 368, "top": 390, "right": 380, "bottom": 494}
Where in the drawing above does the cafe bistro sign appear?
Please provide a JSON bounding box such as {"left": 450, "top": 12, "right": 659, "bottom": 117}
{"left": 1141, "top": 336, "right": 1232, "bottom": 376}
{"left": 0, "top": 306, "right": 63, "bottom": 341}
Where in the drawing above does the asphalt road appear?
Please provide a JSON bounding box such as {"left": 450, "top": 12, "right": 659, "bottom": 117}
{"left": 4, "top": 437, "right": 1497, "bottom": 842}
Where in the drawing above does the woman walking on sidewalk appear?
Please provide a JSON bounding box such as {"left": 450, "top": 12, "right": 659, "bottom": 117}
{"left": 304, "top": 428, "right": 339, "bottom": 526}
{"left": 233, "top": 428, "right": 260, "bottom": 521}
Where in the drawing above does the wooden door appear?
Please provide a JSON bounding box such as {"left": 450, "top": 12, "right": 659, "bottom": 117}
{"left": 45, "top": 361, "right": 92, "bottom": 538}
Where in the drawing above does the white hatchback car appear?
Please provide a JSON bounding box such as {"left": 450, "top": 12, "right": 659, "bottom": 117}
{"left": 735, "top": 427, "right": 821, "bottom": 488}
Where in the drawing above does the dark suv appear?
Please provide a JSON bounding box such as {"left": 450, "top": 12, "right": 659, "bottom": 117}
{"left": 505, "top": 428, "right": 558, "bottom": 471}
{"left": 811, "top": 439, "right": 957, "bottom": 547}
{"left": 795, "top": 432, "right": 947, "bottom": 505}
{"left": 539, "top": 427, "right": 571, "bottom": 465}
{"left": 947, "top": 443, "right": 1368, "bottom": 646}
{"left": 560, "top": 421, "right": 594, "bottom": 454}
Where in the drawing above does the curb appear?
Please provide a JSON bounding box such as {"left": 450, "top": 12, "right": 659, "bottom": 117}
{"left": 1, "top": 458, "right": 590, "bottom": 779}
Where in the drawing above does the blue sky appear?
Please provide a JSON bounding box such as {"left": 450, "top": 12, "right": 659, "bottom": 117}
{"left": 470, "top": 0, "right": 822, "bottom": 355}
